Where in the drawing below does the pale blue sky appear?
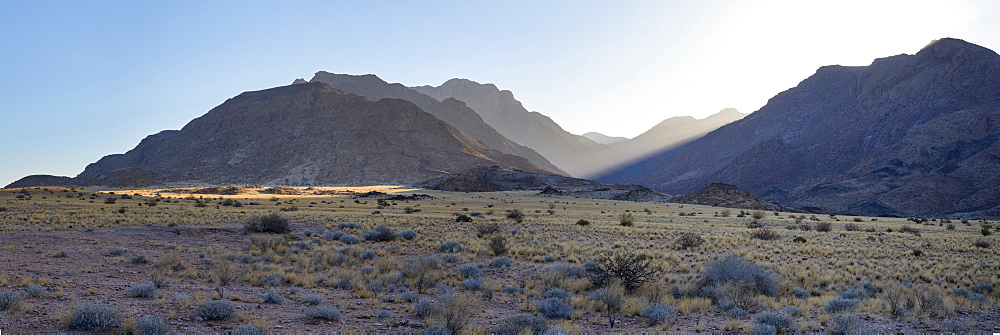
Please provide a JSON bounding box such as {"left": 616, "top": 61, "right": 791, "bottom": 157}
{"left": 2, "top": 0, "right": 998, "bottom": 186}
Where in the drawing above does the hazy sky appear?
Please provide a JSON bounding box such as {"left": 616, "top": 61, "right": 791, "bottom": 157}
{"left": 1, "top": 0, "right": 998, "bottom": 186}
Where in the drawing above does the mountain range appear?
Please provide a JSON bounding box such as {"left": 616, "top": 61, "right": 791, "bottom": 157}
{"left": 6, "top": 37, "right": 998, "bottom": 218}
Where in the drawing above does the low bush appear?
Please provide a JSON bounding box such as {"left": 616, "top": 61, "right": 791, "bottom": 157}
{"left": 824, "top": 298, "right": 858, "bottom": 313}
{"left": 505, "top": 209, "right": 525, "bottom": 223}
{"left": 0, "top": 290, "right": 23, "bottom": 311}
{"left": 232, "top": 324, "right": 266, "bottom": 335}
{"left": 536, "top": 297, "right": 573, "bottom": 319}
{"left": 302, "top": 294, "right": 322, "bottom": 305}
{"left": 749, "top": 227, "right": 781, "bottom": 240}
{"left": 475, "top": 222, "right": 503, "bottom": 237}
{"left": 827, "top": 314, "right": 865, "bottom": 334}
{"left": 575, "top": 219, "right": 590, "bottom": 226}
{"left": 676, "top": 232, "right": 705, "bottom": 248}
{"left": 461, "top": 278, "right": 485, "bottom": 290}
{"left": 414, "top": 299, "right": 440, "bottom": 318}
{"left": 306, "top": 306, "right": 341, "bottom": 321}
{"left": 493, "top": 314, "right": 548, "bottom": 335}
{"left": 67, "top": 303, "right": 121, "bottom": 331}
{"left": 397, "top": 229, "right": 418, "bottom": 240}
{"left": 107, "top": 246, "right": 129, "bottom": 256}
{"left": 700, "top": 255, "right": 780, "bottom": 298}
{"left": 260, "top": 289, "right": 283, "bottom": 304}
{"left": 196, "top": 300, "right": 235, "bottom": 321}
{"left": 491, "top": 256, "right": 512, "bottom": 268}
{"left": 336, "top": 222, "right": 359, "bottom": 229}
{"left": 243, "top": 213, "right": 291, "bottom": 234}
{"left": 127, "top": 283, "right": 158, "bottom": 298}
{"left": 338, "top": 234, "right": 360, "bottom": 245}
{"left": 619, "top": 213, "right": 634, "bottom": 226}
{"left": 750, "top": 322, "right": 776, "bottom": 335}
{"left": 779, "top": 305, "right": 802, "bottom": 317}
{"left": 132, "top": 315, "right": 171, "bottom": 335}
{"left": 456, "top": 264, "right": 482, "bottom": 278}
{"left": 23, "top": 284, "right": 43, "bottom": 298}
{"left": 754, "top": 311, "right": 793, "bottom": 331}
{"left": 543, "top": 288, "right": 571, "bottom": 301}
{"left": 439, "top": 241, "right": 463, "bottom": 252}
{"left": 130, "top": 255, "right": 150, "bottom": 264}
{"left": 641, "top": 303, "right": 675, "bottom": 325}
{"left": 815, "top": 222, "right": 832, "bottom": 232}
{"left": 362, "top": 225, "right": 396, "bottom": 242}
{"left": 793, "top": 287, "right": 810, "bottom": 300}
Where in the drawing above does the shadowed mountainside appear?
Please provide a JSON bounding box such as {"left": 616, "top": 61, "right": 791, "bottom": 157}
{"left": 626, "top": 38, "right": 1000, "bottom": 218}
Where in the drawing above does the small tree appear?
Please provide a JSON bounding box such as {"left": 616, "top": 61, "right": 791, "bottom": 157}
{"left": 751, "top": 211, "right": 766, "bottom": 221}
{"left": 211, "top": 260, "right": 241, "bottom": 298}
{"left": 592, "top": 283, "right": 625, "bottom": 326}
{"left": 439, "top": 294, "right": 473, "bottom": 335}
{"left": 488, "top": 236, "right": 508, "bottom": 256}
{"left": 587, "top": 252, "right": 659, "bottom": 292}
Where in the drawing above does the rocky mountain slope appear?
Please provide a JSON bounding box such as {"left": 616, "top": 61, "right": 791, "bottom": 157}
{"left": 627, "top": 38, "right": 1000, "bottom": 218}
{"left": 307, "top": 72, "right": 564, "bottom": 175}
{"left": 412, "top": 79, "right": 619, "bottom": 177}
{"left": 8, "top": 82, "right": 552, "bottom": 187}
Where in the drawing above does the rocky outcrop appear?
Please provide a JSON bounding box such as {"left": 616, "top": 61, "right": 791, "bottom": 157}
{"left": 309, "top": 72, "right": 565, "bottom": 175}
{"left": 675, "top": 183, "right": 788, "bottom": 212}
{"left": 627, "top": 38, "right": 1000, "bottom": 218}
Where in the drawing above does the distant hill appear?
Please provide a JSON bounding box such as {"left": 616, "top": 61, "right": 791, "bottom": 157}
{"left": 674, "top": 183, "right": 788, "bottom": 212}
{"left": 627, "top": 38, "right": 1000, "bottom": 218}
{"left": 616, "top": 108, "right": 746, "bottom": 160}
{"left": 7, "top": 82, "right": 551, "bottom": 187}
{"left": 419, "top": 166, "right": 671, "bottom": 202}
{"left": 307, "top": 72, "right": 565, "bottom": 175}
{"left": 582, "top": 132, "right": 628, "bottom": 145}
{"left": 595, "top": 108, "right": 746, "bottom": 182}
{"left": 412, "top": 79, "right": 619, "bottom": 177}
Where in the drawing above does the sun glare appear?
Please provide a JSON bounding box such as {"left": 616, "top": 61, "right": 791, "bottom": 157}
{"left": 808, "top": 16, "right": 908, "bottom": 66}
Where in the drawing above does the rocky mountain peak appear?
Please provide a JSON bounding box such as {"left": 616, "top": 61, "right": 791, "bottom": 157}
{"left": 918, "top": 38, "right": 998, "bottom": 60}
